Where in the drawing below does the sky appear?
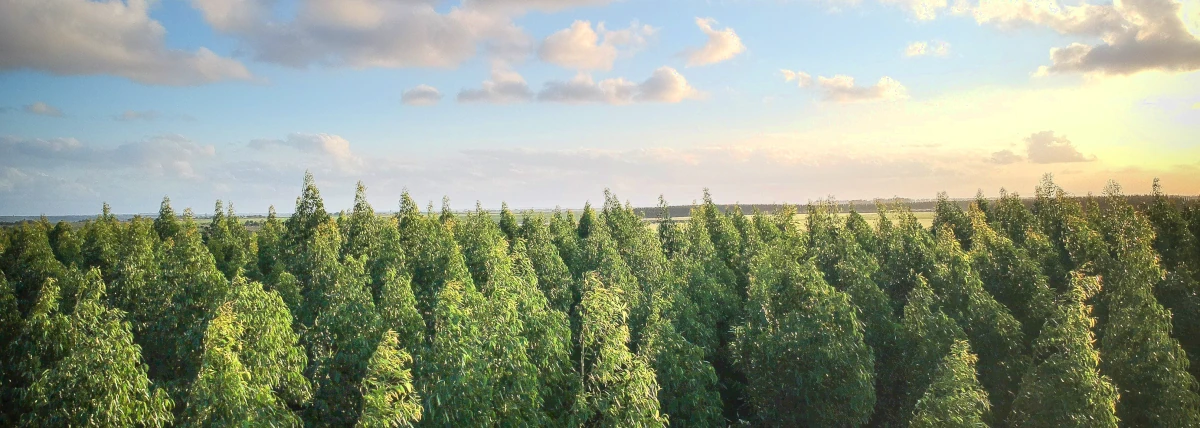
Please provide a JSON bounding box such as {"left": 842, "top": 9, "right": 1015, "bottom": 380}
{"left": 1, "top": 0, "right": 1198, "bottom": 216}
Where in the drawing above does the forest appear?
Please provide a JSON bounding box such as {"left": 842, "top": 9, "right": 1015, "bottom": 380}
{"left": 2, "top": 173, "right": 1199, "bottom": 427}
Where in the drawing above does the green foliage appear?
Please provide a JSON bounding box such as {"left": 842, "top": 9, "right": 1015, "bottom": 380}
{"left": 154, "top": 197, "right": 181, "bottom": 242}
{"left": 357, "top": 331, "right": 422, "bottom": 428}
{"left": 640, "top": 310, "right": 724, "bottom": 427}
{"left": 80, "top": 203, "right": 121, "bottom": 279}
{"left": 932, "top": 192, "right": 973, "bottom": 250}
{"left": 396, "top": 191, "right": 474, "bottom": 333}
{"left": 47, "top": 221, "right": 82, "bottom": 268}
{"left": 10, "top": 176, "right": 1200, "bottom": 427}
{"left": 571, "top": 274, "right": 666, "bottom": 427}
{"left": 181, "top": 302, "right": 299, "bottom": 427}
{"left": 0, "top": 222, "right": 65, "bottom": 317}
{"left": 808, "top": 202, "right": 902, "bottom": 426}
{"left": 343, "top": 182, "right": 381, "bottom": 261}
{"left": 205, "top": 201, "right": 254, "bottom": 281}
{"left": 928, "top": 228, "right": 1028, "bottom": 425}
{"left": 735, "top": 244, "right": 876, "bottom": 427}
{"left": 873, "top": 203, "right": 936, "bottom": 314}
{"left": 1093, "top": 183, "right": 1200, "bottom": 426}
{"left": 518, "top": 213, "right": 575, "bottom": 314}
{"left": 909, "top": 340, "right": 990, "bottom": 428}
{"left": 283, "top": 172, "right": 333, "bottom": 279}
{"left": 149, "top": 212, "right": 231, "bottom": 395}
{"left": 24, "top": 269, "right": 174, "bottom": 427}
{"left": 227, "top": 277, "right": 310, "bottom": 406}
{"left": 377, "top": 269, "right": 424, "bottom": 353}
{"left": 255, "top": 206, "right": 285, "bottom": 282}
{"left": 420, "top": 280, "right": 542, "bottom": 426}
{"left": 1010, "top": 273, "right": 1119, "bottom": 428}
{"left": 969, "top": 207, "right": 1055, "bottom": 345}
{"left": 898, "top": 275, "right": 967, "bottom": 426}
{"left": 498, "top": 202, "right": 519, "bottom": 244}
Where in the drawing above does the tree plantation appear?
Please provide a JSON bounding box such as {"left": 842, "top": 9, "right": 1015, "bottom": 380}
{"left": 3, "top": 174, "right": 1200, "bottom": 427}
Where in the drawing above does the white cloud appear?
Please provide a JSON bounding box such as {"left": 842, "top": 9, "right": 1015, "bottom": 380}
{"left": 457, "top": 69, "right": 534, "bottom": 104}
{"left": 248, "top": 133, "right": 362, "bottom": 170}
{"left": 538, "top": 21, "right": 655, "bottom": 70}
{"left": 24, "top": 102, "right": 63, "bottom": 117}
{"left": 0, "top": 0, "right": 252, "bottom": 85}
{"left": 1025, "top": 131, "right": 1095, "bottom": 163}
{"left": 189, "top": 0, "right": 577, "bottom": 69}
{"left": 638, "top": 67, "right": 703, "bottom": 102}
{"left": 402, "top": 85, "right": 443, "bottom": 106}
{"left": 976, "top": 0, "right": 1200, "bottom": 76}
{"left": 882, "top": 0, "right": 951, "bottom": 20}
{"left": 685, "top": 18, "right": 747, "bottom": 66}
{"left": 781, "top": 69, "right": 813, "bottom": 87}
{"left": 906, "top": 40, "right": 951, "bottom": 57}
{"left": 536, "top": 66, "right": 699, "bottom": 104}
{"left": 807, "top": 74, "right": 909, "bottom": 103}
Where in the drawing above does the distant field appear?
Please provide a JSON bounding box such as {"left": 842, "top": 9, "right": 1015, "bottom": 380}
{"left": 643, "top": 211, "right": 937, "bottom": 230}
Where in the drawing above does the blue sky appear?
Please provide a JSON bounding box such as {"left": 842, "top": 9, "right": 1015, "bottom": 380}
{"left": 1, "top": 0, "right": 1198, "bottom": 215}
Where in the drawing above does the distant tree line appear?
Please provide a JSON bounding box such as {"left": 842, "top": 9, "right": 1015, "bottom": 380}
{"left": 1, "top": 173, "right": 1199, "bottom": 427}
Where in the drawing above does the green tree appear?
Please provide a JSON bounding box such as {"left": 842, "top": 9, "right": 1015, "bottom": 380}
{"left": 47, "top": 221, "right": 82, "bottom": 268}
{"left": 1094, "top": 183, "right": 1200, "bottom": 426}
{"left": 227, "top": 277, "right": 311, "bottom": 407}
{"left": 1144, "top": 179, "right": 1200, "bottom": 380}
{"left": 570, "top": 273, "right": 666, "bottom": 427}
{"left": 928, "top": 228, "right": 1028, "bottom": 425}
{"left": 180, "top": 302, "right": 299, "bottom": 427}
{"left": 80, "top": 202, "right": 121, "bottom": 279}
{"left": 0, "top": 272, "right": 20, "bottom": 425}
{"left": 396, "top": 191, "right": 473, "bottom": 332}
{"left": 205, "top": 201, "right": 254, "bottom": 280}
{"left": 377, "top": 269, "right": 424, "bottom": 353}
{"left": 873, "top": 203, "right": 936, "bottom": 314}
{"left": 420, "top": 279, "right": 543, "bottom": 426}
{"left": 154, "top": 197, "right": 181, "bottom": 242}
{"left": 343, "top": 181, "right": 381, "bottom": 262}
{"left": 899, "top": 275, "right": 968, "bottom": 426}
{"left": 255, "top": 206, "right": 285, "bottom": 283}
{"left": 1010, "top": 273, "right": 1118, "bottom": 428}
{"left": 909, "top": 340, "right": 990, "bottom": 428}
{"left": 807, "top": 202, "right": 902, "bottom": 426}
{"left": 498, "top": 202, "right": 519, "bottom": 245}
{"left": 640, "top": 307, "right": 724, "bottom": 427}
{"left": 283, "top": 171, "right": 332, "bottom": 280}
{"left": 147, "top": 210, "right": 232, "bottom": 400}
{"left": 24, "top": 269, "right": 174, "bottom": 427}
{"left": 518, "top": 213, "right": 575, "bottom": 314}
{"left": 356, "top": 330, "right": 422, "bottom": 428}
{"left": 932, "top": 192, "right": 973, "bottom": 250}
{"left": 549, "top": 208, "right": 582, "bottom": 277}
{"left": 990, "top": 189, "right": 1037, "bottom": 247}
{"left": 735, "top": 244, "right": 876, "bottom": 427}
{"left": 0, "top": 222, "right": 66, "bottom": 317}
{"left": 968, "top": 207, "right": 1055, "bottom": 344}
